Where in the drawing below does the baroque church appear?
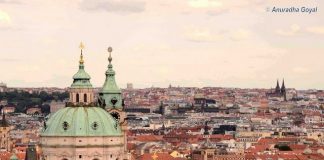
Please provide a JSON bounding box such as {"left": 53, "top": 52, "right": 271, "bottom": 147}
{"left": 40, "top": 43, "right": 128, "bottom": 160}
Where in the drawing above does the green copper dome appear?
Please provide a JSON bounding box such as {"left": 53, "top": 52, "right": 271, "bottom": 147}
{"left": 71, "top": 51, "right": 93, "bottom": 88}
{"left": 72, "top": 64, "right": 91, "bottom": 80}
{"left": 41, "top": 107, "right": 122, "bottom": 137}
{"left": 101, "top": 64, "right": 121, "bottom": 93}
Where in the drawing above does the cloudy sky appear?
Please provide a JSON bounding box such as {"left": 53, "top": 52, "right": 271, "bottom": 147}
{"left": 0, "top": 0, "right": 324, "bottom": 89}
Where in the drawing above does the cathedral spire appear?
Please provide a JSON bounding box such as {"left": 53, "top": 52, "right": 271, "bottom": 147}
{"left": 275, "top": 79, "right": 280, "bottom": 93}
{"left": 281, "top": 79, "right": 285, "bottom": 90}
{"left": 281, "top": 79, "right": 286, "bottom": 95}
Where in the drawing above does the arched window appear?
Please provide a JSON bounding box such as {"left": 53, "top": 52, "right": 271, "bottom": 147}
{"left": 84, "top": 94, "right": 87, "bottom": 103}
{"left": 76, "top": 93, "right": 79, "bottom": 102}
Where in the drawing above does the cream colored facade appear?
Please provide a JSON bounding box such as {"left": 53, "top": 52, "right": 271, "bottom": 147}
{"left": 41, "top": 136, "right": 124, "bottom": 160}
{"left": 69, "top": 88, "right": 94, "bottom": 105}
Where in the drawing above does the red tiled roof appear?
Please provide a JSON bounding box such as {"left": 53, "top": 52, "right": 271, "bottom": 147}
{"left": 289, "top": 144, "right": 307, "bottom": 150}
{"left": 135, "top": 135, "right": 164, "bottom": 142}
{"left": 138, "top": 153, "right": 182, "bottom": 160}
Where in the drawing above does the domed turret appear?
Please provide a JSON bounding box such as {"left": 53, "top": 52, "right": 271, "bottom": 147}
{"left": 69, "top": 42, "right": 94, "bottom": 106}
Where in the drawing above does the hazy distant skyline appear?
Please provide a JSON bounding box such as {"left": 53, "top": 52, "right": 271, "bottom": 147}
{"left": 1, "top": 0, "right": 324, "bottom": 89}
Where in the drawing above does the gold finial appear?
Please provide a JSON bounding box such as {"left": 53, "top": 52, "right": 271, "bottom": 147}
{"left": 79, "top": 42, "right": 85, "bottom": 50}
{"left": 107, "top": 46, "right": 113, "bottom": 64}
{"left": 79, "top": 42, "right": 85, "bottom": 64}
{"left": 152, "top": 152, "right": 158, "bottom": 160}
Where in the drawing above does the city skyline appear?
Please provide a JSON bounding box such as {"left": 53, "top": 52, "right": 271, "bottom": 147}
{"left": 1, "top": 0, "right": 324, "bottom": 89}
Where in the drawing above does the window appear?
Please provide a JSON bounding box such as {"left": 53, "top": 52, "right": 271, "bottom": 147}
{"left": 84, "top": 94, "right": 87, "bottom": 103}
{"left": 79, "top": 155, "right": 82, "bottom": 158}
{"left": 76, "top": 93, "right": 80, "bottom": 102}
{"left": 91, "top": 122, "right": 98, "bottom": 130}
{"left": 62, "top": 122, "right": 69, "bottom": 131}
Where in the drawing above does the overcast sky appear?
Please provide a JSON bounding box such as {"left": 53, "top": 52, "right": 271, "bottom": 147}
{"left": 0, "top": 0, "right": 324, "bottom": 89}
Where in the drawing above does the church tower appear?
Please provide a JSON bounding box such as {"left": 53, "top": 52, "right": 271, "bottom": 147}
{"left": 281, "top": 79, "right": 287, "bottom": 101}
{"left": 275, "top": 79, "right": 281, "bottom": 94}
{"left": 40, "top": 43, "right": 126, "bottom": 160}
{"left": 99, "top": 47, "right": 126, "bottom": 123}
{"left": 69, "top": 43, "right": 94, "bottom": 106}
{"left": 98, "top": 47, "right": 128, "bottom": 154}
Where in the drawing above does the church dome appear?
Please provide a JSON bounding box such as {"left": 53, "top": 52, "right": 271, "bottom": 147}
{"left": 41, "top": 107, "right": 122, "bottom": 137}
{"left": 72, "top": 67, "right": 91, "bottom": 80}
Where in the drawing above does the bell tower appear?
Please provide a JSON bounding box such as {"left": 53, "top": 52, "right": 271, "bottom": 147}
{"left": 99, "top": 47, "right": 123, "bottom": 110}
{"left": 69, "top": 42, "right": 94, "bottom": 106}
{"left": 98, "top": 47, "right": 128, "bottom": 156}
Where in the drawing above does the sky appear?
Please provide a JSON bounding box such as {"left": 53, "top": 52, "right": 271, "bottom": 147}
{"left": 0, "top": 0, "right": 324, "bottom": 89}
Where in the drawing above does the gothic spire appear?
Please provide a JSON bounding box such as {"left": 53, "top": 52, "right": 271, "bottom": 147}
{"left": 281, "top": 79, "right": 286, "bottom": 94}
{"left": 275, "top": 79, "right": 281, "bottom": 93}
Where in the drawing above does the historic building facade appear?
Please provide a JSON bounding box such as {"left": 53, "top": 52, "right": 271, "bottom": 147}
{"left": 40, "top": 44, "right": 128, "bottom": 160}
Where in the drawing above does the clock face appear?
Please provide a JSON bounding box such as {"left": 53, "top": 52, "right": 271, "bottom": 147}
{"left": 110, "top": 111, "right": 120, "bottom": 122}
{"left": 110, "top": 97, "right": 118, "bottom": 106}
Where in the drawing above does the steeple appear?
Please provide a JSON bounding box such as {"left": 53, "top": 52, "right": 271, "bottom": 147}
{"left": 281, "top": 79, "right": 286, "bottom": 92}
{"left": 99, "top": 47, "right": 122, "bottom": 110}
{"left": 281, "top": 79, "right": 287, "bottom": 101}
{"left": 275, "top": 79, "right": 281, "bottom": 93}
{"left": 69, "top": 42, "right": 94, "bottom": 106}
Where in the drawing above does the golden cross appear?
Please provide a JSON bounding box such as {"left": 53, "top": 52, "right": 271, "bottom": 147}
{"left": 79, "top": 42, "right": 85, "bottom": 64}
{"left": 152, "top": 152, "right": 158, "bottom": 160}
{"left": 79, "top": 42, "right": 85, "bottom": 50}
